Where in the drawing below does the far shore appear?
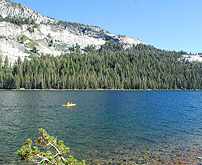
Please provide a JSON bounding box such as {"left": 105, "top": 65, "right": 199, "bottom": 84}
{"left": 0, "top": 88, "right": 200, "bottom": 91}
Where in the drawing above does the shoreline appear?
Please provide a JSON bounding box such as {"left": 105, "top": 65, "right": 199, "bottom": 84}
{"left": 1, "top": 88, "right": 201, "bottom": 91}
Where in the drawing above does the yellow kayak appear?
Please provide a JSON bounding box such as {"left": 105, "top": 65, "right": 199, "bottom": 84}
{"left": 62, "top": 103, "right": 76, "bottom": 107}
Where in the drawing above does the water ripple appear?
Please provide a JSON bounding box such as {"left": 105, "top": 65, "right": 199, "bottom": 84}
{"left": 1, "top": 90, "right": 202, "bottom": 164}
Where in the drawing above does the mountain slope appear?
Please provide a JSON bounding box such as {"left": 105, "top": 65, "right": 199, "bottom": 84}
{"left": 0, "top": 0, "right": 145, "bottom": 65}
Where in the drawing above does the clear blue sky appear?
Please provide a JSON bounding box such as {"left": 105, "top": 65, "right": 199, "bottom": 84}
{"left": 12, "top": 0, "right": 202, "bottom": 53}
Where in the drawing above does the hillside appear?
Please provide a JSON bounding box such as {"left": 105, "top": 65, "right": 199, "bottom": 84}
{"left": 0, "top": 0, "right": 145, "bottom": 65}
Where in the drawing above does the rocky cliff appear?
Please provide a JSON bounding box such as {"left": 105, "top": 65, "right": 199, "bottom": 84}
{"left": 0, "top": 0, "right": 145, "bottom": 65}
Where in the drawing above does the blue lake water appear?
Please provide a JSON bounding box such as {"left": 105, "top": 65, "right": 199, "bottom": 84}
{"left": 1, "top": 90, "right": 202, "bottom": 164}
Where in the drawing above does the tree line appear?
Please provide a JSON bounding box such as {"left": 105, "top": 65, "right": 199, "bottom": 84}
{"left": 0, "top": 40, "right": 201, "bottom": 90}
{"left": 0, "top": 14, "right": 37, "bottom": 26}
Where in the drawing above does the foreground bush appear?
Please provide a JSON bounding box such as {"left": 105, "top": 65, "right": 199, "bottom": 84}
{"left": 16, "top": 128, "right": 86, "bottom": 165}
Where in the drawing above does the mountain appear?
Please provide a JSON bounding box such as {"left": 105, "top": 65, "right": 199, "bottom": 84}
{"left": 0, "top": 0, "right": 145, "bottom": 65}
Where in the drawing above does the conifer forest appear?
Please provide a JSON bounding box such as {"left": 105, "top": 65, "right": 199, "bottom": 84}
{"left": 0, "top": 40, "right": 202, "bottom": 90}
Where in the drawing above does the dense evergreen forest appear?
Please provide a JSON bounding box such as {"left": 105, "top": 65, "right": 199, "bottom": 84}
{"left": 0, "top": 40, "right": 202, "bottom": 90}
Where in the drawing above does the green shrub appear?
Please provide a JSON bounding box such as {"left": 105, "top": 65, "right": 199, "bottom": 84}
{"left": 16, "top": 128, "right": 86, "bottom": 165}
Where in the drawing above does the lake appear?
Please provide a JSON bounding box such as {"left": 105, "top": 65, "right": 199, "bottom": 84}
{"left": 1, "top": 90, "right": 202, "bottom": 164}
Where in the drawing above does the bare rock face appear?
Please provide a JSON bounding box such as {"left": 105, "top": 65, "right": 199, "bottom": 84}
{"left": 0, "top": 0, "right": 146, "bottom": 65}
{"left": 0, "top": 0, "right": 55, "bottom": 24}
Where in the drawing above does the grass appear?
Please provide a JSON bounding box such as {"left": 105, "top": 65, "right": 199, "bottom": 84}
{"left": 54, "top": 43, "right": 68, "bottom": 52}
{"left": 17, "top": 35, "right": 39, "bottom": 48}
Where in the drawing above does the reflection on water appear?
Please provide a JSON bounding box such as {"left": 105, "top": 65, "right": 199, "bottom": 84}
{"left": 1, "top": 90, "right": 202, "bottom": 164}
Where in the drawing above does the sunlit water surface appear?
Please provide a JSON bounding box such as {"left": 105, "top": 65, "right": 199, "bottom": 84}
{"left": 1, "top": 90, "right": 202, "bottom": 164}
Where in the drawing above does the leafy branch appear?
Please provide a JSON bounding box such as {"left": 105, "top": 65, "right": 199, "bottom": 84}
{"left": 16, "top": 128, "right": 86, "bottom": 165}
